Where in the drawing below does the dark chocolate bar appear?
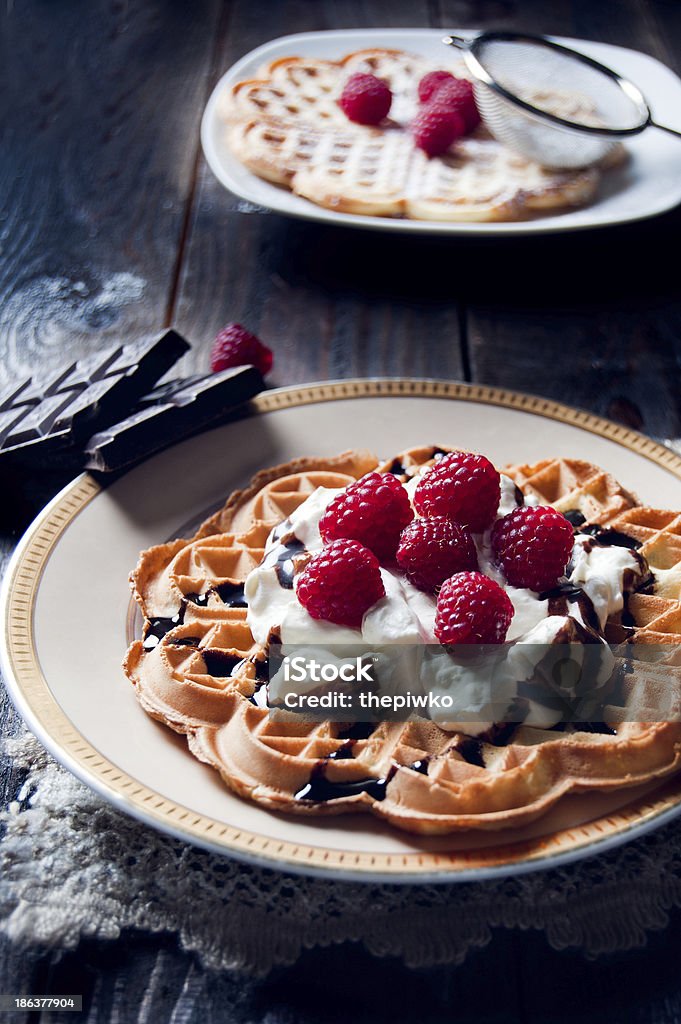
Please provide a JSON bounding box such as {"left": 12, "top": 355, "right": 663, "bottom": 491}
{"left": 84, "top": 364, "right": 263, "bottom": 472}
{"left": 0, "top": 330, "right": 189, "bottom": 469}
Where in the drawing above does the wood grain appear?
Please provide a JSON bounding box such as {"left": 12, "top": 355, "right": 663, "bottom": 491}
{"left": 2, "top": 1, "right": 681, "bottom": 1021}
{"left": 0, "top": 0, "right": 221, "bottom": 385}
{"left": 170, "top": 0, "right": 465, "bottom": 385}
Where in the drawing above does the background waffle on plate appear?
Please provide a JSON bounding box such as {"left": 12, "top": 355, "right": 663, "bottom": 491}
{"left": 220, "top": 48, "right": 606, "bottom": 223}
{"left": 125, "top": 449, "right": 681, "bottom": 834}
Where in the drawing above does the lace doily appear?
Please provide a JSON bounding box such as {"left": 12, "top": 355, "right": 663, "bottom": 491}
{"left": 2, "top": 731, "right": 681, "bottom": 975}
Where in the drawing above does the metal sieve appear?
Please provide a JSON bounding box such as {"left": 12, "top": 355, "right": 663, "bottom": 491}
{"left": 443, "top": 32, "right": 681, "bottom": 168}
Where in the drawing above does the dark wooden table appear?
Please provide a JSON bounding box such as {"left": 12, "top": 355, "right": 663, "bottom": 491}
{"left": 2, "top": 1, "right": 681, "bottom": 1021}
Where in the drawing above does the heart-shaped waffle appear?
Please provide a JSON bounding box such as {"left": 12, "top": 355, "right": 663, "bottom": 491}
{"left": 220, "top": 48, "right": 616, "bottom": 222}
{"left": 125, "top": 448, "right": 681, "bottom": 834}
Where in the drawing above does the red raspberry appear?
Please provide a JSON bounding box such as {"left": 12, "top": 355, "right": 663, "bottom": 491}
{"left": 418, "top": 70, "right": 455, "bottom": 104}
{"left": 339, "top": 73, "right": 392, "bottom": 125}
{"left": 491, "top": 506, "right": 574, "bottom": 592}
{"left": 412, "top": 105, "right": 465, "bottom": 157}
{"left": 413, "top": 452, "right": 500, "bottom": 532}
{"left": 296, "top": 539, "right": 385, "bottom": 628}
{"left": 210, "top": 323, "right": 273, "bottom": 376}
{"left": 435, "top": 571, "right": 514, "bottom": 645}
{"left": 319, "top": 472, "right": 413, "bottom": 562}
{"left": 396, "top": 516, "right": 478, "bottom": 593}
{"left": 429, "top": 78, "right": 480, "bottom": 132}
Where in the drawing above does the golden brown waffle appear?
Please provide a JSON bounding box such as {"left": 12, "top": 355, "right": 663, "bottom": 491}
{"left": 125, "top": 449, "right": 681, "bottom": 834}
{"left": 505, "top": 457, "right": 639, "bottom": 525}
{"left": 504, "top": 458, "right": 681, "bottom": 643}
{"left": 222, "top": 49, "right": 606, "bottom": 223}
{"left": 606, "top": 508, "right": 681, "bottom": 644}
{"left": 189, "top": 686, "right": 681, "bottom": 833}
{"left": 126, "top": 452, "right": 376, "bottom": 733}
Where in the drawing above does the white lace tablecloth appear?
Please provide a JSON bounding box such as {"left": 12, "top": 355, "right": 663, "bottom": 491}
{"left": 2, "top": 731, "right": 681, "bottom": 975}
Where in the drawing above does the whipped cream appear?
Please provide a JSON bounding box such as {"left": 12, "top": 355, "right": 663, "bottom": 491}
{"left": 569, "top": 535, "right": 641, "bottom": 630}
{"left": 244, "top": 470, "right": 647, "bottom": 734}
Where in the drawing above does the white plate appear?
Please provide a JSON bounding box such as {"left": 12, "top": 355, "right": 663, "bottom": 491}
{"left": 3, "top": 380, "right": 681, "bottom": 883}
{"left": 201, "top": 28, "right": 681, "bottom": 235}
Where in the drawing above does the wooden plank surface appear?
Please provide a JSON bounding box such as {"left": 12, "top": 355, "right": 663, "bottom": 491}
{"left": 171, "top": 0, "right": 466, "bottom": 384}
{"left": 0, "top": 0, "right": 221, "bottom": 384}
{"left": 1, "top": 0, "right": 681, "bottom": 1021}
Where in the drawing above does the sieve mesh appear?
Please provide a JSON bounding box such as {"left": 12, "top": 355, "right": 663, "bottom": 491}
{"left": 476, "top": 38, "right": 646, "bottom": 132}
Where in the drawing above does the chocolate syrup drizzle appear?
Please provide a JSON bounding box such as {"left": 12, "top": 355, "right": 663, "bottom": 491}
{"left": 143, "top": 611, "right": 185, "bottom": 650}
{"left": 580, "top": 524, "right": 642, "bottom": 551}
{"left": 215, "top": 582, "right": 248, "bottom": 608}
{"left": 538, "top": 582, "right": 602, "bottom": 636}
{"left": 262, "top": 532, "right": 306, "bottom": 590}
{"left": 295, "top": 764, "right": 396, "bottom": 803}
{"left": 564, "top": 509, "right": 586, "bottom": 527}
{"left": 453, "top": 736, "right": 485, "bottom": 768}
{"left": 336, "top": 722, "right": 374, "bottom": 740}
{"left": 201, "top": 650, "right": 243, "bottom": 677}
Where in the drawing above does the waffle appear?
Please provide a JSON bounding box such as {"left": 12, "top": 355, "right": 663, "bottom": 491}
{"left": 504, "top": 457, "right": 639, "bottom": 525}
{"left": 126, "top": 452, "right": 376, "bottom": 731}
{"left": 504, "top": 458, "right": 681, "bottom": 644}
{"left": 125, "top": 449, "right": 681, "bottom": 834}
{"left": 222, "top": 49, "right": 609, "bottom": 223}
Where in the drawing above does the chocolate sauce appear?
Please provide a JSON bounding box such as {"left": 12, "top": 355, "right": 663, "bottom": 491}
{"left": 386, "top": 456, "right": 406, "bottom": 477}
{"left": 539, "top": 582, "right": 601, "bottom": 635}
{"left": 337, "top": 722, "right": 376, "bottom": 740}
{"left": 170, "top": 636, "right": 201, "bottom": 648}
{"left": 479, "top": 721, "right": 519, "bottom": 746}
{"left": 564, "top": 509, "right": 586, "bottom": 528}
{"left": 270, "top": 537, "right": 306, "bottom": 589}
{"left": 252, "top": 657, "right": 269, "bottom": 682}
{"left": 216, "top": 582, "right": 248, "bottom": 608}
{"left": 408, "top": 758, "right": 429, "bottom": 775}
{"left": 551, "top": 721, "right": 616, "bottom": 736}
{"left": 453, "top": 736, "right": 485, "bottom": 767}
{"left": 143, "top": 609, "right": 185, "bottom": 650}
{"left": 328, "top": 741, "right": 355, "bottom": 760}
{"left": 581, "top": 525, "right": 642, "bottom": 550}
{"left": 295, "top": 763, "right": 394, "bottom": 802}
{"left": 514, "top": 484, "right": 526, "bottom": 507}
{"left": 185, "top": 583, "right": 248, "bottom": 608}
{"left": 632, "top": 571, "right": 656, "bottom": 596}
{"left": 201, "top": 650, "right": 242, "bottom": 677}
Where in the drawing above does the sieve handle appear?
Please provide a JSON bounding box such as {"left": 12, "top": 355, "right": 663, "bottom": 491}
{"left": 650, "top": 120, "right": 681, "bottom": 141}
{"left": 442, "top": 35, "right": 469, "bottom": 50}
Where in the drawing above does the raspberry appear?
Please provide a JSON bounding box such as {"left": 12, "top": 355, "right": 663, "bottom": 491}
{"left": 413, "top": 452, "right": 500, "bottom": 531}
{"left": 412, "top": 105, "right": 465, "bottom": 157}
{"left": 319, "top": 472, "right": 413, "bottom": 562}
{"left": 418, "top": 70, "right": 455, "bottom": 104}
{"left": 339, "top": 73, "right": 392, "bottom": 125}
{"left": 491, "top": 506, "right": 574, "bottom": 592}
{"left": 435, "top": 571, "right": 514, "bottom": 645}
{"left": 296, "top": 539, "right": 385, "bottom": 628}
{"left": 396, "top": 516, "right": 478, "bottom": 593}
{"left": 429, "top": 78, "right": 480, "bottom": 132}
{"left": 210, "top": 323, "right": 273, "bottom": 376}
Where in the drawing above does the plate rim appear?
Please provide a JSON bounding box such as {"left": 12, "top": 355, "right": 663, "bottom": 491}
{"left": 201, "top": 27, "right": 681, "bottom": 237}
{"left": 3, "top": 376, "right": 681, "bottom": 884}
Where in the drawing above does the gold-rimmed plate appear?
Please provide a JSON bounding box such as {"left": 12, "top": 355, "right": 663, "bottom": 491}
{"left": 3, "top": 379, "right": 681, "bottom": 883}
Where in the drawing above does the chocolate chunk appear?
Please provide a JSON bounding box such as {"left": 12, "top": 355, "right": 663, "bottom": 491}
{"left": 83, "top": 365, "right": 263, "bottom": 472}
{"left": 0, "top": 330, "right": 189, "bottom": 470}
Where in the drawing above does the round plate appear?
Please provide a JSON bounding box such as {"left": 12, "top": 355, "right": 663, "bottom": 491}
{"left": 3, "top": 379, "right": 681, "bottom": 883}
{"left": 201, "top": 29, "right": 681, "bottom": 236}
